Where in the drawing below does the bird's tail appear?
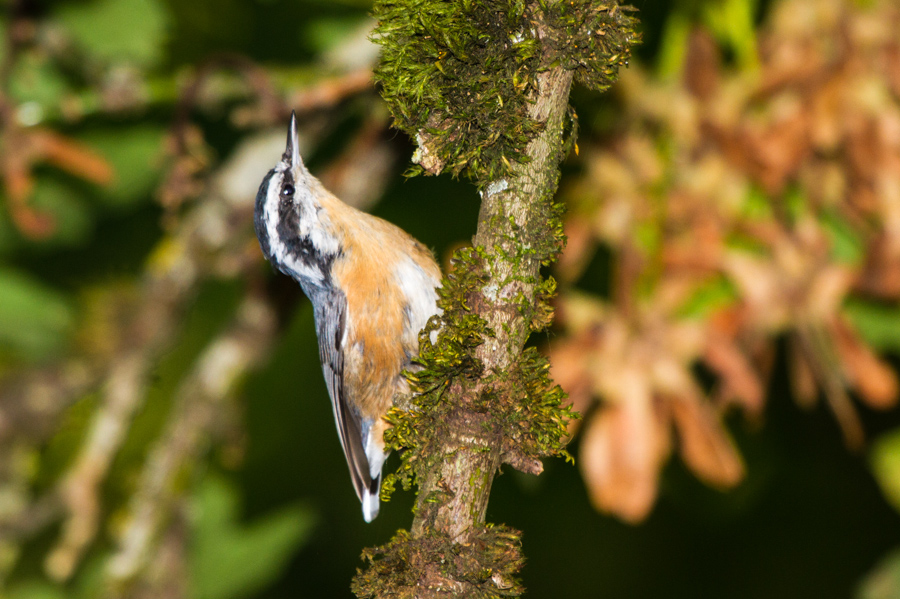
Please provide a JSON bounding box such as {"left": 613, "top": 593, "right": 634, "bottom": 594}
{"left": 362, "top": 475, "right": 381, "bottom": 522}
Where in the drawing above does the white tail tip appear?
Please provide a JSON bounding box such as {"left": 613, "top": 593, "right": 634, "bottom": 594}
{"left": 362, "top": 489, "right": 380, "bottom": 522}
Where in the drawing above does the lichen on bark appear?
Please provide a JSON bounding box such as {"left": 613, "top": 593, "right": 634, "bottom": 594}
{"left": 355, "top": 0, "right": 638, "bottom": 596}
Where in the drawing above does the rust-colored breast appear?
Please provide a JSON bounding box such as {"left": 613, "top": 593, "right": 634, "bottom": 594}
{"left": 328, "top": 199, "right": 431, "bottom": 420}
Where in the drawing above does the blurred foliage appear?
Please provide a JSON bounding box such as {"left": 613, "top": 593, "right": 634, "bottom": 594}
{"left": 860, "top": 548, "right": 900, "bottom": 599}
{"left": 0, "top": 267, "right": 72, "bottom": 360}
{"left": 56, "top": 0, "right": 169, "bottom": 67}
{"left": 189, "top": 476, "right": 315, "bottom": 599}
{"left": 872, "top": 430, "right": 900, "bottom": 514}
{"left": 552, "top": 0, "right": 900, "bottom": 522}
{"left": 0, "top": 0, "right": 899, "bottom": 598}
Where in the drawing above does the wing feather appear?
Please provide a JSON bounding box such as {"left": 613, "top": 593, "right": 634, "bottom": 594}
{"left": 312, "top": 289, "right": 374, "bottom": 504}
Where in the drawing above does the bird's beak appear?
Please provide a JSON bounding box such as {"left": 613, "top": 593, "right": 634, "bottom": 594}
{"left": 284, "top": 110, "right": 300, "bottom": 168}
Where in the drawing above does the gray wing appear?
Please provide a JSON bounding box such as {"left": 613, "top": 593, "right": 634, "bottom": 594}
{"left": 311, "top": 289, "right": 375, "bottom": 505}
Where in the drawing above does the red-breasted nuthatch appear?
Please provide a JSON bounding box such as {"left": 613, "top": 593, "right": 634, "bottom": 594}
{"left": 254, "top": 112, "right": 442, "bottom": 521}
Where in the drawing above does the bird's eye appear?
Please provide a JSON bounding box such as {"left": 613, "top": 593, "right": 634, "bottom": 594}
{"left": 281, "top": 184, "right": 295, "bottom": 198}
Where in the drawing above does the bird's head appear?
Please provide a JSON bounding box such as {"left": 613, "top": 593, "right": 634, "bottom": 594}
{"left": 254, "top": 111, "right": 338, "bottom": 288}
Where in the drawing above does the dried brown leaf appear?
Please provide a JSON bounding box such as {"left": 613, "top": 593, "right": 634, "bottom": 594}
{"left": 721, "top": 251, "right": 788, "bottom": 329}
{"left": 794, "top": 324, "right": 865, "bottom": 450}
{"left": 741, "top": 110, "right": 811, "bottom": 194}
{"left": 806, "top": 266, "right": 855, "bottom": 319}
{"left": 857, "top": 235, "right": 900, "bottom": 298}
{"left": 703, "top": 333, "right": 765, "bottom": 414}
{"left": 832, "top": 318, "right": 899, "bottom": 409}
{"left": 670, "top": 395, "right": 745, "bottom": 488}
{"left": 557, "top": 217, "right": 596, "bottom": 284}
{"left": 684, "top": 28, "right": 721, "bottom": 101}
{"left": 789, "top": 335, "right": 819, "bottom": 409}
{"left": 580, "top": 397, "right": 670, "bottom": 523}
{"left": 886, "top": 43, "right": 900, "bottom": 98}
{"left": 548, "top": 336, "right": 595, "bottom": 415}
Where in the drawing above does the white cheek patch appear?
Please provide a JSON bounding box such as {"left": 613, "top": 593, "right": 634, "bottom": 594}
{"left": 296, "top": 188, "right": 340, "bottom": 256}
{"left": 261, "top": 171, "right": 330, "bottom": 286}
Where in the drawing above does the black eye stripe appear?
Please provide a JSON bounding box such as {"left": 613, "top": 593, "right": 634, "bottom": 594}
{"left": 278, "top": 169, "right": 295, "bottom": 201}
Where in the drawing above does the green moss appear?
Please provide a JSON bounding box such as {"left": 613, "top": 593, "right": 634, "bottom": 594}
{"left": 352, "top": 525, "right": 525, "bottom": 598}
{"left": 381, "top": 225, "right": 575, "bottom": 505}
{"left": 372, "top": 0, "right": 542, "bottom": 181}
{"left": 372, "top": 0, "right": 639, "bottom": 183}
{"left": 381, "top": 246, "right": 492, "bottom": 501}
{"left": 541, "top": 0, "right": 640, "bottom": 92}
{"left": 387, "top": 191, "right": 569, "bottom": 498}
{"left": 495, "top": 346, "right": 575, "bottom": 464}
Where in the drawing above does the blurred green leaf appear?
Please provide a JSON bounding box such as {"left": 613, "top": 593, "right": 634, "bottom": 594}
{"left": 857, "top": 547, "right": 900, "bottom": 599}
{"left": 29, "top": 178, "right": 94, "bottom": 246}
{"left": 634, "top": 220, "right": 661, "bottom": 255}
{"left": 0, "top": 267, "right": 73, "bottom": 360}
{"left": 656, "top": 9, "right": 691, "bottom": 79}
{"left": 702, "top": 0, "right": 758, "bottom": 70}
{"left": 844, "top": 300, "right": 900, "bottom": 354}
{"left": 9, "top": 52, "right": 69, "bottom": 107}
{"left": 0, "top": 206, "right": 20, "bottom": 256}
{"left": 676, "top": 276, "right": 737, "bottom": 319}
{"left": 80, "top": 126, "right": 167, "bottom": 208}
{"left": 190, "top": 475, "right": 316, "bottom": 599}
{"left": 4, "top": 582, "right": 67, "bottom": 599}
{"left": 821, "top": 210, "right": 864, "bottom": 265}
{"left": 55, "top": 0, "right": 169, "bottom": 68}
{"left": 66, "top": 551, "right": 110, "bottom": 599}
{"left": 36, "top": 394, "right": 97, "bottom": 487}
{"left": 656, "top": 0, "right": 758, "bottom": 77}
{"left": 784, "top": 186, "right": 807, "bottom": 222}
{"left": 303, "top": 16, "right": 369, "bottom": 54}
{"left": 741, "top": 186, "right": 774, "bottom": 221}
{"left": 871, "top": 429, "right": 900, "bottom": 514}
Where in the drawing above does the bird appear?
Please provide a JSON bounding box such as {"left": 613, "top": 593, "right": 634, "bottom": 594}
{"left": 253, "top": 112, "right": 442, "bottom": 522}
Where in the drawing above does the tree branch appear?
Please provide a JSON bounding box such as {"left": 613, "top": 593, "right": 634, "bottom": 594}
{"left": 413, "top": 66, "right": 574, "bottom": 544}
{"left": 355, "top": 1, "right": 637, "bottom": 596}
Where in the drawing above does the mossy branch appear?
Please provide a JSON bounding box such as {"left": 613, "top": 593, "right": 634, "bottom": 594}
{"left": 355, "top": 1, "right": 638, "bottom": 596}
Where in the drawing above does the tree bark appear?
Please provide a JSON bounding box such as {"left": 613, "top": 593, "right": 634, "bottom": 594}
{"left": 410, "top": 66, "right": 574, "bottom": 547}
